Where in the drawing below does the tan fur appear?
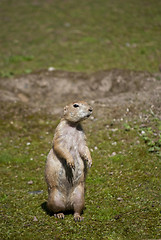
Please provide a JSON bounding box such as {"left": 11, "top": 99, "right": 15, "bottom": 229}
{"left": 45, "top": 101, "right": 93, "bottom": 221}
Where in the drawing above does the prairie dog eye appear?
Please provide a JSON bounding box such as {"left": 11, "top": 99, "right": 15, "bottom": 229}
{"left": 73, "top": 103, "right": 79, "bottom": 108}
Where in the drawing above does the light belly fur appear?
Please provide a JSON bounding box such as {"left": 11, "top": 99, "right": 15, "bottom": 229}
{"left": 46, "top": 148, "right": 85, "bottom": 194}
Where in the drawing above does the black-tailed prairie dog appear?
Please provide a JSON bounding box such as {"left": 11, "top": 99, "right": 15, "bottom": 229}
{"left": 45, "top": 101, "right": 93, "bottom": 221}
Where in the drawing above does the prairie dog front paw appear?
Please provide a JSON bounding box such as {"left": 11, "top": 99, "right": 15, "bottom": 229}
{"left": 87, "top": 158, "right": 92, "bottom": 168}
{"left": 67, "top": 157, "right": 75, "bottom": 169}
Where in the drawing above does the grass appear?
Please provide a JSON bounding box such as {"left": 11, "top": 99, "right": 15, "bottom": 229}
{"left": 0, "top": 104, "right": 161, "bottom": 239}
{"left": 0, "top": 0, "right": 161, "bottom": 239}
{"left": 0, "top": 0, "right": 161, "bottom": 76}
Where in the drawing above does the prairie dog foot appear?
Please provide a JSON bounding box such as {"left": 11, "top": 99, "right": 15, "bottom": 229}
{"left": 54, "top": 213, "right": 65, "bottom": 219}
{"left": 74, "top": 213, "right": 84, "bottom": 222}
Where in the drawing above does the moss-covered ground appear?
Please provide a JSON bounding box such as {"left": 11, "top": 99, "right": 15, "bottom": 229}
{"left": 0, "top": 104, "right": 160, "bottom": 240}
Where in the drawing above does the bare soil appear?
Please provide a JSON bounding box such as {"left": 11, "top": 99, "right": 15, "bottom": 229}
{"left": 0, "top": 69, "right": 160, "bottom": 119}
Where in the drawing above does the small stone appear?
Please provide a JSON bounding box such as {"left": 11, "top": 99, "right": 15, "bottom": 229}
{"left": 111, "top": 128, "right": 118, "bottom": 132}
{"left": 18, "top": 93, "right": 29, "bottom": 103}
{"left": 64, "top": 22, "right": 71, "bottom": 27}
{"left": 33, "top": 216, "right": 38, "bottom": 221}
{"left": 117, "top": 197, "right": 123, "bottom": 201}
{"left": 48, "top": 67, "right": 55, "bottom": 71}
{"left": 28, "top": 190, "right": 43, "bottom": 195}
{"left": 28, "top": 180, "right": 33, "bottom": 185}
{"left": 111, "top": 152, "right": 116, "bottom": 156}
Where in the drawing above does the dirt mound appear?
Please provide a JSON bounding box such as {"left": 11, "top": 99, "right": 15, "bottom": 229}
{"left": 0, "top": 69, "right": 160, "bottom": 117}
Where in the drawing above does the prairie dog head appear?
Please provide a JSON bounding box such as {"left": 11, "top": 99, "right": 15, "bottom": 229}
{"left": 64, "top": 101, "right": 93, "bottom": 123}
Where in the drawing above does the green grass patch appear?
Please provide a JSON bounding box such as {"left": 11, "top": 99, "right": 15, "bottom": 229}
{"left": 0, "top": 0, "right": 161, "bottom": 76}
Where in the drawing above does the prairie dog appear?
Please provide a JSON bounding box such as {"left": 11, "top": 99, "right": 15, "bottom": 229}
{"left": 45, "top": 101, "right": 93, "bottom": 221}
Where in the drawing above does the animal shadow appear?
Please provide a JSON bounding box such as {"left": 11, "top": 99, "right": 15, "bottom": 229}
{"left": 41, "top": 201, "right": 53, "bottom": 216}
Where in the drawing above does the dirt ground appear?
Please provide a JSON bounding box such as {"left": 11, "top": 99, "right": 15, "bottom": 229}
{"left": 0, "top": 69, "right": 161, "bottom": 119}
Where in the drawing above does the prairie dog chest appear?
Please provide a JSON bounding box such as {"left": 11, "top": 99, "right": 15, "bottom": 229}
{"left": 56, "top": 123, "right": 86, "bottom": 184}
{"left": 62, "top": 124, "right": 85, "bottom": 158}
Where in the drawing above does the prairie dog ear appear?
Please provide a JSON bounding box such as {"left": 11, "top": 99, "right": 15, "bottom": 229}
{"left": 64, "top": 106, "right": 68, "bottom": 115}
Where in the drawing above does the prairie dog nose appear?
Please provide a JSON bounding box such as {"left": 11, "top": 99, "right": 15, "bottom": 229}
{"left": 88, "top": 107, "right": 93, "bottom": 112}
